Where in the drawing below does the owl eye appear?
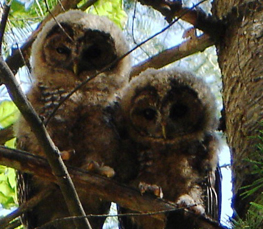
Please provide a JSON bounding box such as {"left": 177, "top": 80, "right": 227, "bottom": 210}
{"left": 170, "top": 103, "right": 188, "bottom": 120}
{"left": 56, "top": 46, "right": 70, "bottom": 55}
{"left": 142, "top": 108, "right": 157, "bottom": 120}
{"left": 82, "top": 45, "right": 101, "bottom": 59}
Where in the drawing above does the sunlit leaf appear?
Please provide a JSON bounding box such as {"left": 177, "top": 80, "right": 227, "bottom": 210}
{"left": 250, "top": 202, "right": 263, "bottom": 210}
{"left": 5, "top": 138, "right": 16, "bottom": 149}
{"left": 87, "top": 0, "right": 127, "bottom": 29}
{"left": 0, "top": 168, "right": 17, "bottom": 208}
{"left": 0, "top": 101, "right": 19, "bottom": 129}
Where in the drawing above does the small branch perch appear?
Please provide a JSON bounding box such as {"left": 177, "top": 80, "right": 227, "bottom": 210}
{"left": 137, "top": 0, "right": 225, "bottom": 40}
{"left": 0, "top": 146, "right": 226, "bottom": 229}
{"left": 130, "top": 33, "right": 213, "bottom": 77}
{"left": 0, "top": 58, "right": 91, "bottom": 229}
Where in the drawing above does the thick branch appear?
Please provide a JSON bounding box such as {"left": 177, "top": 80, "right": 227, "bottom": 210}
{"left": 0, "top": 146, "right": 226, "bottom": 229}
{"left": 138, "top": 0, "right": 225, "bottom": 40}
{"left": 0, "top": 2, "right": 10, "bottom": 53}
{"left": 0, "top": 59, "right": 91, "bottom": 229}
{"left": 0, "top": 125, "right": 14, "bottom": 145}
{"left": 130, "top": 33, "right": 213, "bottom": 77}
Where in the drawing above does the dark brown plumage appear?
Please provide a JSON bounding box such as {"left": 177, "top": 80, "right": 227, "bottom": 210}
{"left": 15, "top": 10, "right": 131, "bottom": 229}
{"left": 115, "top": 68, "right": 221, "bottom": 229}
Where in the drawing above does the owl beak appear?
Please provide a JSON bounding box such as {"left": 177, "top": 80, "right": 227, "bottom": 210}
{"left": 73, "top": 62, "right": 79, "bottom": 75}
{"left": 162, "top": 124, "right": 167, "bottom": 139}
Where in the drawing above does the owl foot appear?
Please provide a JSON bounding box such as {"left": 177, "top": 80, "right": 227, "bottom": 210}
{"left": 60, "top": 149, "right": 75, "bottom": 161}
{"left": 138, "top": 182, "right": 163, "bottom": 198}
{"left": 176, "top": 194, "right": 205, "bottom": 215}
{"left": 86, "top": 161, "right": 115, "bottom": 178}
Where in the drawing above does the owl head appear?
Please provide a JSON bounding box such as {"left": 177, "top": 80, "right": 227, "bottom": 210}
{"left": 31, "top": 10, "right": 130, "bottom": 89}
{"left": 120, "top": 68, "right": 218, "bottom": 141}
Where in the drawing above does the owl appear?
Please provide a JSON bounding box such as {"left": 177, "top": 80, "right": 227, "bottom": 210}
{"left": 15, "top": 10, "right": 131, "bottom": 229}
{"left": 114, "top": 68, "right": 221, "bottom": 229}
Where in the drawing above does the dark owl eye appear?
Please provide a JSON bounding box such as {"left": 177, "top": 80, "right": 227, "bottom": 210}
{"left": 82, "top": 45, "right": 101, "bottom": 59}
{"left": 170, "top": 103, "right": 188, "bottom": 120}
{"left": 142, "top": 108, "right": 157, "bottom": 120}
{"left": 56, "top": 46, "right": 70, "bottom": 55}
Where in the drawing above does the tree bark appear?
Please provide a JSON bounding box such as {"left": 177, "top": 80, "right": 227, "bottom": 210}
{"left": 212, "top": 0, "right": 263, "bottom": 220}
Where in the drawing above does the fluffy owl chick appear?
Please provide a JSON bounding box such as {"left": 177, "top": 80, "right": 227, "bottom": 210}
{"left": 16, "top": 10, "right": 131, "bottom": 229}
{"left": 116, "top": 68, "right": 220, "bottom": 229}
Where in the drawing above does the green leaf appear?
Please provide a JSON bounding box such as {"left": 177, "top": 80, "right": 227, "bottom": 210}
{"left": 5, "top": 138, "right": 16, "bottom": 149}
{"left": 0, "top": 101, "right": 19, "bottom": 129}
{"left": 87, "top": 0, "right": 127, "bottom": 29}
{"left": 250, "top": 202, "right": 263, "bottom": 210}
{"left": 0, "top": 168, "right": 17, "bottom": 208}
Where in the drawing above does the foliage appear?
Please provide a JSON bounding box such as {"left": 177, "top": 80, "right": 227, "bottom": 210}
{"left": 85, "top": 0, "right": 127, "bottom": 29}
{"left": 10, "top": 0, "right": 58, "bottom": 23}
{"left": 0, "top": 101, "right": 19, "bottom": 129}
{"left": 233, "top": 127, "right": 263, "bottom": 228}
{"left": 0, "top": 165, "right": 17, "bottom": 209}
{"left": 231, "top": 210, "right": 263, "bottom": 229}
{"left": 0, "top": 101, "right": 19, "bottom": 211}
{"left": 241, "top": 128, "right": 263, "bottom": 199}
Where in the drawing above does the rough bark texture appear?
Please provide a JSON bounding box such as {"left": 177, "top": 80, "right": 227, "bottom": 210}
{"left": 212, "top": 0, "right": 263, "bottom": 219}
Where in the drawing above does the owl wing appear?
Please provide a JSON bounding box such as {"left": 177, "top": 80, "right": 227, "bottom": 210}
{"left": 16, "top": 171, "right": 35, "bottom": 228}
{"left": 205, "top": 165, "right": 222, "bottom": 221}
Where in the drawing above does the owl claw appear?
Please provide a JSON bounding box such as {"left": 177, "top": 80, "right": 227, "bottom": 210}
{"left": 176, "top": 194, "right": 205, "bottom": 215}
{"left": 85, "top": 161, "right": 115, "bottom": 178}
{"left": 138, "top": 182, "right": 163, "bottom": 198}
{"left": 60, "top": 149, "right": 75, "bottom": 161}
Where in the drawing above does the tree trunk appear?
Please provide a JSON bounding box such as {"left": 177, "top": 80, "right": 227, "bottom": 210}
{"left": 212, "top": 0, "right": 263, "bottom": 220}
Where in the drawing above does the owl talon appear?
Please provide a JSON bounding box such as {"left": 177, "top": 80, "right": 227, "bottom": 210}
{"left": 60, "top": 149, "right": 75, "bottom": 161}
{"left": 138, "top": 182, "right": 163, "bottom": 198}
{"left": 176, "top": 194, "right": 205, "bottom": 215}
{"left": 85, "top": 161, "right": 115, "bottom": 178}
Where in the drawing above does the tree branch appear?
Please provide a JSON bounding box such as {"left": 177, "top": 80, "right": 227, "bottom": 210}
{"left": 0, "top": 146, "right": 226, "bottom": 229}
{"left": 0, "top": 2, "right": 10, "bottom": 54}
{"left": 0, "top": 125, "right": 14, "bottom": 145}
{"left": 79, "top": 0, "right": 99, "bottom": 11}
{"left": 0, "top": 59, "right": 91, "bottom": 229}
{"left": 130, "top": 33, "right": 213, "bottom": 77}
{"left": 137, "top": 0, "right": 225, "bottom": 40}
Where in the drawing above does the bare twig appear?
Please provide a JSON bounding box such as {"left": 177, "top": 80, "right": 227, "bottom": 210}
{"left": 0, "top": 2, "right": 11, "bottom": 54}
{"left": 0, "top": 146, "right": 226, "bottom": 229}
{"left": 130, "top": 33, "right": 213, "bottom": 77}
{"left": 43, "top": 0, "right": 74, "bottom": 42}
{"left": 131, "top": 1, "right": 150, "bottom": 58}
{"left": 0, "top": 58, "right": 91, "bottom": 229}
{"left": 3, "top": 219, "right": 21, "bottom": 229}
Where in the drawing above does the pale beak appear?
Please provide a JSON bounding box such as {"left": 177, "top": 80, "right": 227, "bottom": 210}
{"left": 162, "top": 124, "right": 167, "bottom": 139}
{"left": 73, "top": 61, "right": 78, "bottom": 75}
